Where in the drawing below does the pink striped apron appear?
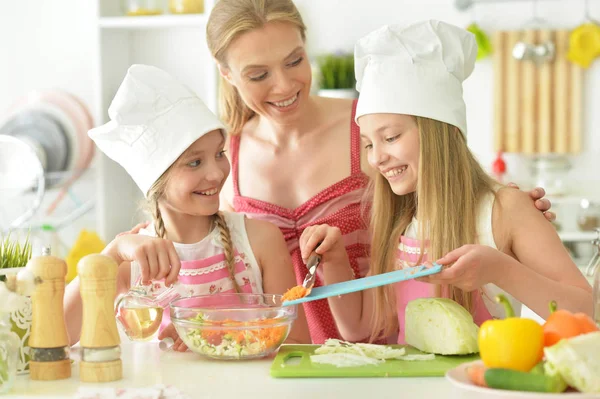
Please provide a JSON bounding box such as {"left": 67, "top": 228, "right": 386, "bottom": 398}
{"left": 158, "top": 249, "right": 259, "bottom": 332}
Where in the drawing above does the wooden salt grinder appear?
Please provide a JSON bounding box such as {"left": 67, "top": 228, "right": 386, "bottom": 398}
{"left": 78, "top": 254, "right": 122, "bottom": 382}
{"left": 28, "top": 247, "right": 71, "bottom": 380}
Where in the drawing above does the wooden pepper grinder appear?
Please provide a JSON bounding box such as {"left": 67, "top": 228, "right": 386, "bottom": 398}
{"left": 28, "top": 247, "right": 71, "bottom": 380}
{"left": 78, "top": 254, "right": 122, "bottom": 382}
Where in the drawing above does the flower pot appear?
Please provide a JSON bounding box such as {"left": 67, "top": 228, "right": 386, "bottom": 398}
{"left": 318, "top": 88, "right": 358, "bottom": 99}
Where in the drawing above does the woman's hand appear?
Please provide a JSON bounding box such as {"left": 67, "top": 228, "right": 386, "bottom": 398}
{"left": 116, "top": 221, "right": 151, "bottom": 237}
{"left": 107, "top": 234, "right": 181, "bottom": 286}
{"left": 509, "top": 184, "right": 555, "bottom": 221}
{"left": 299, "top": 224, "right": 349, "bottom": 267}
{"left": 418, "top": 244, "right": 510, "bottom": 292}
{"left": 158, "top": 323, "right": 188, "bottom": 352}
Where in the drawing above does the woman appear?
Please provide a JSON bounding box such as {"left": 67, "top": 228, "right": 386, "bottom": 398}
{"left": 204, "top": 0, "right": 553, "bottom": 344}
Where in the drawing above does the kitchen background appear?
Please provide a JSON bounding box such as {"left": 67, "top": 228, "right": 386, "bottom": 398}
{"left": 1, "top": 0, "right": 599, "bottom": 287}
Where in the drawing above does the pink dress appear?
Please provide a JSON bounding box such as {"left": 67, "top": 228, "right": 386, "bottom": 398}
{"left": 230, "top": 100, "right": 371, "bottom": 344}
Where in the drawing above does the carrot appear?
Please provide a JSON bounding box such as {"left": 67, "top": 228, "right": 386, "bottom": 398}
{"left": 543, "top": 301, "right": 599, "bottom": 347}
{"left": 467, "top": 364, "right": 488, "bottom": 387}
{"left": 282, "top": 285, "right": 308, "bottom": 302}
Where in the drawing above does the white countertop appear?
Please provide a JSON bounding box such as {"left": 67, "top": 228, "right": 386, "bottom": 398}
{"left": 6, "top": 334, "right": 481, "bottom": 399}
{"left": 5, "top": 265, "right": 594, "bottom": 398}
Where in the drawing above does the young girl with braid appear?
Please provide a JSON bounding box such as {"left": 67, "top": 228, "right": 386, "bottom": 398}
{"left": 63, "top": 64, "right": 310, "bottom": 350}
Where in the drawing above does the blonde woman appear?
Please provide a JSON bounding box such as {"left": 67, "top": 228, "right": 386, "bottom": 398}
{"left": 64, "top": 65, "right": 310, "bottom": 349}
{"left": 123, "top": 1, "right": 552, "bottom": 344}
{"left": 299, "top": 21, "right": 592, "bottom": 343}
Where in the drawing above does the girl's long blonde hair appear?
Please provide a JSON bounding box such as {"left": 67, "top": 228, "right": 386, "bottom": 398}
{"left": 368, "top": 117, "right": 497, "bottom": 342}
{"left": 206, "top": 0, "right": 307, "bottom": 135}
{"left": 145, "top": 167, "right": 242, "bottom": 293}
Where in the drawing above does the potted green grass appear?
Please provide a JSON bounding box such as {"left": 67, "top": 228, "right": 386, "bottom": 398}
{"left": 316, "top": 52, "right": 358, "bottom": 99}
{"left": 0, "top": 234, "right": 33, "bottom": 374}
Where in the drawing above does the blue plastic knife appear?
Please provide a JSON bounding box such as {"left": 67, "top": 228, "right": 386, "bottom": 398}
{"left": 282, "top": 263, "right": 443, "bottom": 307}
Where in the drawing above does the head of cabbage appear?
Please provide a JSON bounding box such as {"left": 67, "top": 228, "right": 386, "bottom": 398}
{"left": 405, "top": 298, "right": 479, "bottom": 355}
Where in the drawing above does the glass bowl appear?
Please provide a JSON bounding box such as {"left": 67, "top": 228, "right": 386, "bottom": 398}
{"left": 170, "top": 293, "right": 297, "bottom": 360}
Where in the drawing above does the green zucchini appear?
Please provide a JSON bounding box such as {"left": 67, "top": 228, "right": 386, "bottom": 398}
{"left": 484, "top": 368, "right": 566, "bottom": 393}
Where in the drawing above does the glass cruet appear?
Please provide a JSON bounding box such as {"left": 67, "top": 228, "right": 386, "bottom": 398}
{"left": 115, "top": 278, "right": 189, "bottom": 342}
{"left": 585, "top": 228, "right": 600, "bottom": 327}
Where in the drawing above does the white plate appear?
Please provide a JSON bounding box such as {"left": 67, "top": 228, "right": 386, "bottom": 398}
{"left": 445, "top": 360, "right": 600, "bottom": 398}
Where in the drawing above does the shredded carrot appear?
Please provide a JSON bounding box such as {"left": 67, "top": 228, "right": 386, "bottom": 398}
{"left": 282, "top": 285, "right": 308, "bottom": 302}
{"left": 198, "top": 317, "right": 287, "bottom": 350}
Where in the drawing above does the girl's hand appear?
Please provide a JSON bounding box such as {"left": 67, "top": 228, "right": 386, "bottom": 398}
{"left": 418, "top": 244, "right": 510, "bottom": 292}
{"left": 110, "top": 234, "right": 181, "bottom": 286}
{"left": 158, "top": 323, "right": 188, "bottom": 352}
{"left": 299, "top": 224, "right": 349, "bottom": 266}
{"left": 508, "top": 184, "right": 555, "bottom": 222}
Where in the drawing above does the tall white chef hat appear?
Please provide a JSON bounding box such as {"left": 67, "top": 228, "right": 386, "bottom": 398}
{"left": 88, "top": 64, "right": 225, "bottom": 197}
{"left": 354, "top": 20, "right": 477, "bottom": 135}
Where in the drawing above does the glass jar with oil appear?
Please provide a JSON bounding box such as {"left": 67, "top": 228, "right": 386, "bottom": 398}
{"left": 115, "top": 281, "right": 186, "bottom": 341}
{"left": 115, "top": 296, "right": 164, "bottom": 341}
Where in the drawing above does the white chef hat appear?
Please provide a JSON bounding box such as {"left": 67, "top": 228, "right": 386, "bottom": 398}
{"left": 354, "top": 20, "right": 477, "bottom": 135}
{"left": 88, "top": 64, "right": 225, "bottom": 197}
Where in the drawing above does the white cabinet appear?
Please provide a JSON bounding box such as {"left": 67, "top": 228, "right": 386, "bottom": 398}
{"left": 93, "top": 0, "right": 217, "bottom": 240}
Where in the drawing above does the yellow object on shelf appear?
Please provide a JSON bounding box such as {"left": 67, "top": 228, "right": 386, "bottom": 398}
{"left": 169, "top": 0, "right": 203, "bottom": 14}
{"left": 567, "top": 23, "right": 600, "bottom": 68}
{"left": 126, "top": 9, "right": 163, "bottom": 16}
{"left": 65, "top": 230, "right": 106, "bottom": 283}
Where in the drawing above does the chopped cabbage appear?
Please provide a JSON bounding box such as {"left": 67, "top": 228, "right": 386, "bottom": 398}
{"left": 309, "top": 339, "right": 435, "bottom": 367}
{"left": 314, "top": 339, "right": 407, "bottom": 359}
{"left": 405, "top": 298, "right": 479, "bottom": 355}
{"left": 544, "top": 331, "right": 600, "bottom": 393}
{"left": 310, "top": 354, "right": 383, "bottom": 367}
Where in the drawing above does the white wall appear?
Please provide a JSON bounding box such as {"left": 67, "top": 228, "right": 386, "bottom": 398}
{"left": 296, "top": 0, "right": 600, "bottom": 197}
{"left": 0, "top": 0, "right": 96, "bottom": 116}
{"left": 0, "top": 0, "right": 97, "bottom": 253}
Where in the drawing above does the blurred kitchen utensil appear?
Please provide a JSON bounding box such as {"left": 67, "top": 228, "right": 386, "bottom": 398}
{"left": 567, "top": 0, "right": 600, "bottom": 68}
{"left": 0, "top": 135, "right": 45, "bottom": 234}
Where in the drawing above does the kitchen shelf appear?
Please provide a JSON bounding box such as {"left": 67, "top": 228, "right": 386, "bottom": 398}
{"left": 93, "top": 0, "right": 218, "bottom": 241}
{"left": 558, "top": 231, "right": 598, "bottom": 242}
{"left": 99, "top": 14, "right": 207, "bottom": 29}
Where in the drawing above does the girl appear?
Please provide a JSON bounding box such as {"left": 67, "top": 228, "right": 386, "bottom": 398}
{"left": 299, "top": 20, "right": 593, "bottom": 343}
{"left": 64, "top": 64, "right": 310, "bottom": 350}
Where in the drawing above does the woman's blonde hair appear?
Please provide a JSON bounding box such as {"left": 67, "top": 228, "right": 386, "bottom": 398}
{"left": 206, "top": 0, "right": 307, "bottom": 134}
{"left": 145, "top": 167, "right": 242, "bottom": 293}
{"left": 368, "top": 117, "right": 498, "bottom": 342}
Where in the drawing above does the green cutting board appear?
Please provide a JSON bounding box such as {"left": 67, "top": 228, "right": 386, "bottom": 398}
{"left": 270, "top": 344, "right": 479, "bottom": 378}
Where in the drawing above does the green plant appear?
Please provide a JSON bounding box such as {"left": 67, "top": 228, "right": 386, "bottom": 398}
{"left": 317, "top": 52, "right": 356, "bottom": 90}
{"left": 0, "top": 234, "right": 32, "bottom": 282}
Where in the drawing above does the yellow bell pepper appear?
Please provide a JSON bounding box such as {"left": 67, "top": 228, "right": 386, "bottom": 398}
{"left": 478, "top": 294, "right": 544, "bottom": 372}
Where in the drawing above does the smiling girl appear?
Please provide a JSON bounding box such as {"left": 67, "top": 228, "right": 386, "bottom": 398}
{"left": 63, "top": 65, "right": 309, "bottom": 350}
{"left": 300, "top": 21, "right": 593, "bottom": 343}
